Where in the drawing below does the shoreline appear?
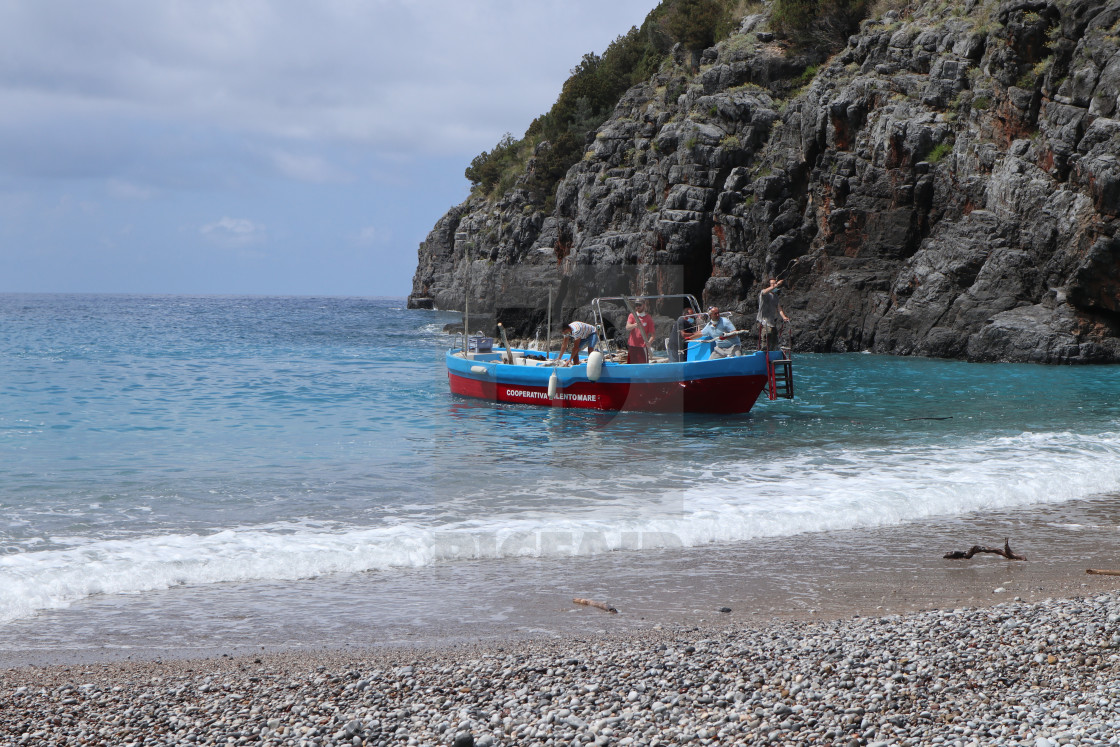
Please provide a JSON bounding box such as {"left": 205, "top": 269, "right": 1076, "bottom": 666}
{"left": 6, "top": 493, "right": 1120, "bottom": 672}
{"left": 6, "top": 492, "right": 1120, "bottom": 672}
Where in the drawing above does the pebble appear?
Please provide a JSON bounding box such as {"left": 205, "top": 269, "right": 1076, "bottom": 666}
{"left": 4, "top": 594, "right": 1120, "bottom": 746}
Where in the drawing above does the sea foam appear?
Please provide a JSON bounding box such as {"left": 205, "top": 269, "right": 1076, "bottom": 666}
{"left": 3, "top": 428, "right": 1118, "bottom": 623}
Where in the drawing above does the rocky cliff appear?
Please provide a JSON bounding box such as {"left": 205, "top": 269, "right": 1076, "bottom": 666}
{"left": 409, "top": 0, "right": 1120, "bottom": 363}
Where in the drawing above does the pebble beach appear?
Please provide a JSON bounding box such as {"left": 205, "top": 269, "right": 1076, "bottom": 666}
{"left": 5, "top": 588, "right": 1120, "bottom": 747}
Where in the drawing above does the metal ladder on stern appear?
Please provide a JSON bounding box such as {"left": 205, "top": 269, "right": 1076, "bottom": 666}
{"left": 761, "top": 323, "right": 795, "bottom": 401}
{"left": 767, "top": 355, "right": 794, "bottom": 400}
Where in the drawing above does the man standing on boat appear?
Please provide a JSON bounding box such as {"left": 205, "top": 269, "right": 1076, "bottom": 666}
{"left": 701, "top": 306, "right": 741, "bottom": 358}
{"left": 558, "top": 320, "right": 597, "bottom": 364}
{"left": 757, "top": 278, "right": 789, "bottom": 351}
{"left": 625, "top": 300, "right": 656, "bottom": 364}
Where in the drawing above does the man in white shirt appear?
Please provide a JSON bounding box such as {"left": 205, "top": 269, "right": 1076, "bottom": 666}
{"left": 558, "top": 320, "right": 598, "bottom": 364}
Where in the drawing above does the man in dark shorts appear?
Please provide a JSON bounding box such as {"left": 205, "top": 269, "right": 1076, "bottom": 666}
{"left": 558, "top": 320, "right": 598, "bottom": 364}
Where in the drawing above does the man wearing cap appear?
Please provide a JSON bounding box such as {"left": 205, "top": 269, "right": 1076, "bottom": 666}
{"left": 625, "top": 300, "right": 655, "bottom": 364}
{"left": 699, "top": 306, "right": 740, "bottom": 358}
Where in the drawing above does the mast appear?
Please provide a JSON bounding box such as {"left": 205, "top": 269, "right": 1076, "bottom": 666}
{"left": 462, "top": 243, "right": 470, "bottom": 356}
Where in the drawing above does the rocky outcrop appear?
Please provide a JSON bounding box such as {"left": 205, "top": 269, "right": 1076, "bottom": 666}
{"left": 409, "top": 0, "right": 1120, "bottom": 363}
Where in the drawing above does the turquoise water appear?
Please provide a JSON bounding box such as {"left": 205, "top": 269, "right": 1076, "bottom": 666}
{"left": 2, "top": 294, "right": 1120, "bottom": 656}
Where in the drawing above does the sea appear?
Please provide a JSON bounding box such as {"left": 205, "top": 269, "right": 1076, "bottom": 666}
{"left": 3, "top": 293, "right": 1120, "bottom": 665}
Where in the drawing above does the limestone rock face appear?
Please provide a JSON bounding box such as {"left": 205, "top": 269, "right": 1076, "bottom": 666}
{"left": 409, "top": 0, "right": 1120, "bottom": 363}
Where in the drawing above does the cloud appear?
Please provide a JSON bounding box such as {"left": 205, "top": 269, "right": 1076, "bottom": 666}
{"left": 0, "top": 0, "right": 662, "bottom": 295}
{"left": 0, "top": 1, "right": 660, "bottom": 175}
{"left": 107, "top": 179, "right": 154, "bottom": 200}
{"left": 200, "top": 216, "right": 266, "bottom": 247}
{"left": 353, "top": 226, "right": 380, "bottom": 245}
{"left": 268, "top": 150, "right": 352, "bottom": 184}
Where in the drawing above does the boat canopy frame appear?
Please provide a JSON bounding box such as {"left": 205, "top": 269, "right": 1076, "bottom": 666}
{"left": 589, "top": 293, "right": 704, "bottom": 356}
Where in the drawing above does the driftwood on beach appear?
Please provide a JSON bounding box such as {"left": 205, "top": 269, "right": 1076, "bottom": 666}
{"left": 944, "top": 538, "right": 1026, "bottom": 561}
{"left": 1086, "top": 569, "right": 1120, "bottom": 576}
{"left": 573, "top": 597, "right": 618, "bottom": 613}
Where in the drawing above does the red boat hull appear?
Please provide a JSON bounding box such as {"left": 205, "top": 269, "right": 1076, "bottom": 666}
{"left": 448, "top": 370, "right": 768, "bottom": 414}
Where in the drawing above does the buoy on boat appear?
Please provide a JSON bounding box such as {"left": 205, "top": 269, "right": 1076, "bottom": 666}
{"left": 471, "top": 365, "right": 489, "bottom": 375}
{"left": 548, "top": 370, "right": 559, "bottom": 399}
{"left": 586, "top": 350, "right": 604, "bottom": 382}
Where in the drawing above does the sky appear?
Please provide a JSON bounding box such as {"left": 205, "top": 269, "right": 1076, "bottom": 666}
{"left": 0, "top": 0, "right": 661, "bottom": 297}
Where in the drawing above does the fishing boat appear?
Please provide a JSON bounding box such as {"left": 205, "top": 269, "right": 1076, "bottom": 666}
{"left": 446, "top": 294, "right": 793, "bottom": 414}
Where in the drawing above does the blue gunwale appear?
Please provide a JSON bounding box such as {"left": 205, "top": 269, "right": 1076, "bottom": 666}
{"left": 446, "top": 345, "right": 783, "bottom": 387}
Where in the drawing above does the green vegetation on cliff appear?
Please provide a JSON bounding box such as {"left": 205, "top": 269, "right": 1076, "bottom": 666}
{"left": 465, "top": 0, "right": 750, "bottom": 209}
{"left": 770, "top": 0, "right": 869, "bottom": 49}
{"left": 465, "top": 0, "right": 871, "bottom": 211}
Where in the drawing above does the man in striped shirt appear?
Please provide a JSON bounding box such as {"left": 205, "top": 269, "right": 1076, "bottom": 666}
{"left": 558, "top": 320, "right": 598, "bottom": 364}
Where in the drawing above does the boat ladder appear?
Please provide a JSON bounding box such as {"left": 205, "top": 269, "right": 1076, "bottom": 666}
{"left": 761, "top": 321, "right": 795, "bottom": 401}
{"left": 766, "top": 353, "right": 794, "bottom": 400}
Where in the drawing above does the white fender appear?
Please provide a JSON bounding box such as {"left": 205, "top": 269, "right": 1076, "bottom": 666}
{"left": 470, "top": 365, "right": 489, "bottom": 375}
{"left": 586, "top": 350, "right": 604, "bottom": 382}
{"left": 548, "top": 370, "right": 559, "bottom": 399}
